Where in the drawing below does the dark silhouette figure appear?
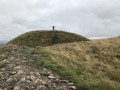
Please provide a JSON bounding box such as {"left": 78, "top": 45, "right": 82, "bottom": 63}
{"left": 52, "top": 26, "right": 55, "bottom": 31}
{"left": 52, "top": 26, "right": 57, "bottom": 44}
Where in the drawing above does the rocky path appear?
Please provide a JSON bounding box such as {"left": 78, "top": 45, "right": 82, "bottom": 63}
{"left": 0, "top": 46, "right": 76, "bottom": 90}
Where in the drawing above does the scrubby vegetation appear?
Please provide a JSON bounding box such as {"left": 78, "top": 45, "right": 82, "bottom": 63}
{"left": 6, "top": 30, "right": 120, "bottom": 90}
{"left": 8, "top": 30, "right": 89, "bottom": 47}
{"left": 30, "top": 36, "right": 120, "bottom": 90}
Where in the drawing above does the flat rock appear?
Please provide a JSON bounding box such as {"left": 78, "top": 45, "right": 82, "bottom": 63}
{"left": 17, "top": 70, "right": 24, "bottom": 75}
{"left": 48, "top": 76, "right": 57, "bottom": 79}
{"left": 6, "top": 78, "right": 13, "bottom": 82}
{"left": 14, "top": 86, "right": 21, "bottom": 90}
{"left": 20, "top": 78, "right": 26, "bottom": 82}
{"left": 69, "top": 86, "right": 77, "bottom": 89}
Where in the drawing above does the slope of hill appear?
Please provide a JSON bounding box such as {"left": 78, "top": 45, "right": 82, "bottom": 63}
{"left": 7, "top": 30, "right": 89, "bottom": 47}
{"left": 31, "top": 36, "right": 120, "bottom": 90}
{"left": 1, "top": 31, "right": 120, "bottom": 90}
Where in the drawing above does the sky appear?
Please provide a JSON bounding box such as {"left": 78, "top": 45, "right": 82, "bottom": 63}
{"left": 0, "top": 0, "right": 120, "bottom": 40}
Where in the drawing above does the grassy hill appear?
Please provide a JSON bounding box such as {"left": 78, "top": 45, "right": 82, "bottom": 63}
{"left": 27, "top": 36, "right": 119, "bottom": 90}
{"left": 6, "top": 30, "right": 120, "bottom": 90}
{"left": 8, "top": 30, "right": 89, "bottom": 47}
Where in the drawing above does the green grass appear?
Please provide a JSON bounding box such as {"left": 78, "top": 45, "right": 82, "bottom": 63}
{"left": 7, "top": 30, "right": 89, "bottom": 47}
{"left": 26, "top": 37, "right": 120, "bottom": 90}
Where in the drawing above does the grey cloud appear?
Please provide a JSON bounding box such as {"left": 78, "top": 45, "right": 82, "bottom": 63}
{"left": 0, "top": 0, "right": 120, "bottom": 40}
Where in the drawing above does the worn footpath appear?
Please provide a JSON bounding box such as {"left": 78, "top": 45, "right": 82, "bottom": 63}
{"left": 0, "top": 46, "right": 76, "bottom": 90}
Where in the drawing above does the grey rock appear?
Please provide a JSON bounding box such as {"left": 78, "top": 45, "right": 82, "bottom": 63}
{"left": 6, "top": 61, "right": 10, "bottom": 63}
{"left": 34, "top": 79, "right": 39, "bottom": 83}
{"left": 10, "top": 57, "right": 14, "bottom": 60}
{"left": 69, "top": 86, "right": 76, "bottom": 89}
{"left": 23, "top": 57, "right": 27, "bottom": 60}
{"left": 48, "top": 76, "right": 57, "bottom": 79}
{"left": 14, "top": 66, "right": 21, "bottom": 69}
{"left": 3, "top": 59, "right": 8, "bottom": 62}
{"left": 6, "top": 78, "right": 13, "bottom": 82}
{"left": 37, "top": 85, "right": 45, "bottom": 89}
{"left": 42, "top": 81, "right": 47, "bottom": 85}
{"left": 30, "top": 75, "right": 35, "bottom": 81}
{"left": 61, "top": 80, "right": 69, "bottom": 83}
{"left": 17, "top": 70, "right": 24, "bottom": 75}
{"left": 26, "top": 80, "right": 31, "bottom": 83}
{"left": 41, "top": 72, "right": 50, "bottom": 76}
{"left": 21, "top": 78, "right": 26, "bottom": 83}
{"left": 68, "top": 83, "right": 74, "bottom": 85}
{"left": 42, "top": 68, "right": 47, "bottom": 71}
{"left": 14, "top": 86, "right": 21, "bottom": 90}
{"left": 1, "top": 68, "right": 5, "bottom": 71}
{"left": 35, "top": 72, "right": 40, "bottom": 76}
{"left": 0, "top": 72, "right": 3, "bottom": 76}
{"left": 10, "top": 71, "right": 17, "bottom": 75}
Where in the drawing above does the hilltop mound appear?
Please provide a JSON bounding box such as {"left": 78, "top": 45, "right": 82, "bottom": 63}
{"left": 1, "top": 36, "right": 120, "bottom": 90}
{"left": 8, "top": 30, "right": 89, "bottom": 47}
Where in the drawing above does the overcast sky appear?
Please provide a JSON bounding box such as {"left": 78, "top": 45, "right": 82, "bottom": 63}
{"left": 0, "top": 0, "right": 120, "bottom": 40}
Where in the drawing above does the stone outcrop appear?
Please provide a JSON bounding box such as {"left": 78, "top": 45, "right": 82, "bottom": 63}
{"left": 0, "top": 46, "right": 76, "bottom": 90}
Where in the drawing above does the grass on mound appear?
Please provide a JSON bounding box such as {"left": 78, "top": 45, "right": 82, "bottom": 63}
{"left": 8, "top": 30, "right": 89, "bottom": 47}
{"left": 29, "top": 37, "right": 120, "bottom": 90}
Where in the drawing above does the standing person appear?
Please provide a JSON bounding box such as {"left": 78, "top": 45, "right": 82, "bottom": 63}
{"left": 52, "top": 26, "right": 55, "bottom": 31}
{"left": 52, "top": 26, "right": 56, "bottom": 44}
